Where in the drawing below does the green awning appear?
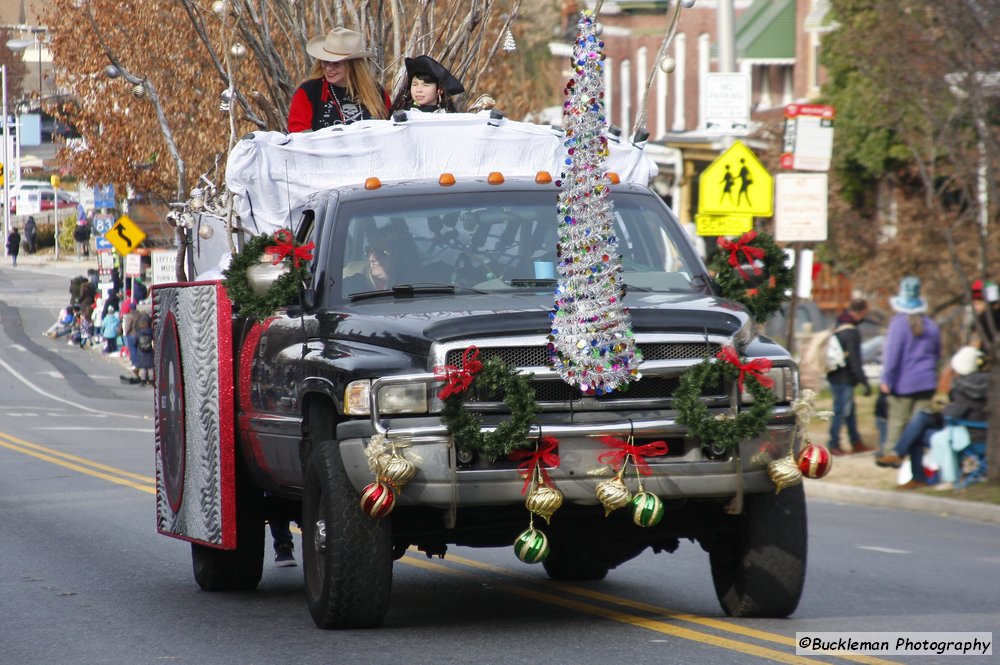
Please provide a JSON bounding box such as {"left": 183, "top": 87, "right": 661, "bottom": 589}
{"left": 735, "top": 0, "right": 796, "bottom": 61}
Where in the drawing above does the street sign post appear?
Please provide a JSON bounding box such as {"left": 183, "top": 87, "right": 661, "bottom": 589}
{"left": 104, "top": 214, "right": 146, "bottom": 256}
{"left": 693, "top": 213, "right": 753, "bottom": 237}
{"left": 781, "top": 104, "right": 835, "bottom": 171}
{"left": 775, "top": 173, "right": 828, "bottom": 242}
{"left": 698, "top": 140, "right": 774, "bottom": 221}
{"left": 703, "top": 73, "right": 750, "bottom": 136}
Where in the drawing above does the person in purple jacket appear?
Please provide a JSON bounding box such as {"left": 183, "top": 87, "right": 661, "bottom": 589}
{"left": 878, "top": 276, "right": 941, "bottom": 456}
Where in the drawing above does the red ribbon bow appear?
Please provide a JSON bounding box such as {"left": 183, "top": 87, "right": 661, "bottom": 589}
{"left": 266, "top": 229, "right": 315, "bottom": 268}
{"left": 508, "top": 436, "right": 561, "bottom": 494}
{"left": 597, "top": 435, "right": 669, "bottom": 476}
{"left": 718, "top": 231, "right": 765, "bottom": 281}
{"left": 434, "top": 346, "right": 483, "bottom": 399}
{"left": 716, "top": 345, "right": 775, "bottom": 392}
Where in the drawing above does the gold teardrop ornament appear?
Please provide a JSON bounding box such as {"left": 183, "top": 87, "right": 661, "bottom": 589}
{"left": 378, "top": 452, "right": 416, "bottom": 489}
{"left": 525, "top": 485, "right": 564, "bottom": 524}
{"left": 596, "top": 476, "right": 632, "bottom": 516}
{"left": 767, "top": 452, "right": 803, "bottom": 494}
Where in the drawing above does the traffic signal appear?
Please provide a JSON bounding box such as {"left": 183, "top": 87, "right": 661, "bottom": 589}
{"left": 0, "top": 162, "right": 4, "bottom": 187}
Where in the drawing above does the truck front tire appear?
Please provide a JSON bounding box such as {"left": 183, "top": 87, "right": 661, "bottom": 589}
{"left": 302, "top": 439, "right": 393, "bottom": 629}
{"left": 708, "top": 484, "right": 807, "bottom": 618}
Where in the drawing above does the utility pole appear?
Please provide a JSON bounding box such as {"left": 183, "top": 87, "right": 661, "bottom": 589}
{"left": 2, "top": 64, "right": 10, "bottom": 256}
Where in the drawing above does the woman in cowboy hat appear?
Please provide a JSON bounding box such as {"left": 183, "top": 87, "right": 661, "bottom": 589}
{"left": 287, "top": 27, "right": 390, "bottom": 132}
{"left": 390, "top": 55, "right": 465, "bottom": 113}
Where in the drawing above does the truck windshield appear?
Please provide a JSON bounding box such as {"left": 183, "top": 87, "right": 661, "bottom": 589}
{"left": 331, "top": 189, "right": 705, "bottom": 299}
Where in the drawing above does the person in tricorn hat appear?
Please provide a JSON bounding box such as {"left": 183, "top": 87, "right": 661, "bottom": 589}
{"left": 287, "top": 27, "right": 390, "bottom": 133}
{"left": 391, "top": 54, "right": 465, "bottom": 113}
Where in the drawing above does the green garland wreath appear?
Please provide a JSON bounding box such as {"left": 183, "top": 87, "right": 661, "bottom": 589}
{"left": 222, "top": 232, "right": 311, "bottom": 321}
{"left": 674, "top": 353, "right": 776, "bottom": 453}
{"left": 440, "top": 356, "right": 540, "bottom": 461}
{"left": 710, "top": 231, "right": 793, "bottom": 323}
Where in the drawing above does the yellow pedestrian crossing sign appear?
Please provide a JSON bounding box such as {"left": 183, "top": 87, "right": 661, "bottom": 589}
{"left": 699, "top": 140, "right": 773, "bottom": 217}
{"left": 104, "top": 214, "right": 146, "bottom": 256}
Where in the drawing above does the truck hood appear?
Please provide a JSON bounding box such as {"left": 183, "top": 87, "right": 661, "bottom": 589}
{"left": 319, "top": 292, "right": 749, "bottom": 356}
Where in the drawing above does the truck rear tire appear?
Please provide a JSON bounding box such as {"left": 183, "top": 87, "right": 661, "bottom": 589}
{"left": 191, "top": 471, "right": 265, "bottom": 592}
{"left": 708, "top": 484, "right": 807, "bottom": 618}
{"left": 302, "top": 439, "right": 392, "bottom": 629}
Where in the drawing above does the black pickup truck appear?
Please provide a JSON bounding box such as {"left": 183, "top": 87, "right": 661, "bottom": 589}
{"left": 152, "top": 174, "right": 805, "bottom": 630}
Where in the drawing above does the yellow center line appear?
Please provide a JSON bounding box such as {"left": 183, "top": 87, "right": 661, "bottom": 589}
{"left": 433, "top": 551, "right": 899, "bottom": 665}
{"left": 0, "top": 433, "right": 156, "bottom": 494}
{"left": 401, "top": 555, "right": 818, "bottom": 665}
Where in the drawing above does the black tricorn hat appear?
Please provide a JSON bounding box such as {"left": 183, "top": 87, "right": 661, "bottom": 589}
{"left": 404, "top": 55, "right": 465, "bottom": 95}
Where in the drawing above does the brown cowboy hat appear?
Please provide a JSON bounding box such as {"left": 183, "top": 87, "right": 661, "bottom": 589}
{"left": 404, "top": 55, "right": 465, "bottom": 95}
{"left": 306, "top": 27, "right": 373, "bottom": 62}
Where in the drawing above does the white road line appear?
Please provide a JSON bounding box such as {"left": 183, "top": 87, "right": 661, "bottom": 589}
{"left": 41, "top": 371, "right": 64, "bottom": 378}
{"left": 858, "top": 546, "right": 911, "bottom": 554}
{"left": 10, "top": 343, "right": 27, "bottom": 352}
{"left": 0, "top": 355, "right": 144, "bottom": 419}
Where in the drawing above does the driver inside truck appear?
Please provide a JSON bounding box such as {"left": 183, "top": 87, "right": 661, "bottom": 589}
{"left": 343, "top": 242, "right": 395, "bottom": 294}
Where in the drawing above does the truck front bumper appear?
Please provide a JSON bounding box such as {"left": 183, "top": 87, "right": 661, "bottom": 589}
{"left": 336, "top": 409, "right": 800, "bottom": 508}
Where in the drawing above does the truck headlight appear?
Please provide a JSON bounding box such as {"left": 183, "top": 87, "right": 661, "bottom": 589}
{"left": 740, "top": 366, "right": 795, "bottom": 404}
{"left": 377, "top": 383, "right": 428, "bottom": 414}
{"left": 344, "top": 380, "right": 429, "bottom": 415}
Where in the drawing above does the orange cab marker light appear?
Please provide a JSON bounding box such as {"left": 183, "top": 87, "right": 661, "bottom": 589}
{"left": 487, "top": 172, "right": 505, "bottom": 185}
{"left": 607, "top": 172, "right": 620, "bottom": 184}
{"left": 535, "top": 171, "right": 553, "bottom": 184}
{"left": 365, "top": 177, "right": 382, "bottom": 190}
{"left": 439, "top": 173, "right": 456, "bottom": 186}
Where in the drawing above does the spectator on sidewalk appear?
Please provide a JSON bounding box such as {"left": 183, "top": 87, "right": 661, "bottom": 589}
{"left": 827, "top": 298, "right": 874, "bottom": 456}
{"left": 73, "top": 222, "right": 92, "bottom": 259}
{"left": 101, "top": 306, "right": 121, "bottom": 355}
{"left": 24, "top": 216, "right": 37, "bottom": 254}
{"left": 876, "top": 346, "right": 988, "bottom": 489}
{"left": 970, "top": 279, "right": 1000, "bottom": 347}
{"left": 6, "top": 226, "right": 21, "bottom": 267}
{"left": 45, "top": 306, "right": 76, "bottom": 339}
{"left": 130, "top": 310, "right": 154, "bottom": 385}
{"left": 880, "top": 276, "right": 941, "bottom": 456}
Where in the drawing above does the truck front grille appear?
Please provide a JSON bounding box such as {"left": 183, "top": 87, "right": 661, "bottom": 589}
{"left": 441, "top": 341, "right": 726, "bottom": 410}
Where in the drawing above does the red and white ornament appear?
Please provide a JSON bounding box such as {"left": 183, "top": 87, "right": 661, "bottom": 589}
{"left": 797, "top": 442, "right": 833, "bottom": 479}
{"left": 360, "top": 481, "right": 396, "bottom": 518}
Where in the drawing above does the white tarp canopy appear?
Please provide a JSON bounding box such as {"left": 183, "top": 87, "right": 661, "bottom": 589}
{"left": 225, "top": 110, "right": 658, "bottom": 233}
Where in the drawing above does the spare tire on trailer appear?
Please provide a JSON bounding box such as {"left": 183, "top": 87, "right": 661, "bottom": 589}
{"left": 707, "top": 484, "right": 807, "bottom": 618}
{"left": 191, "top": 467, "right": 265, "bottom": 591}
{"left": 302, "top": 439, "right": 393, "bottom": 629}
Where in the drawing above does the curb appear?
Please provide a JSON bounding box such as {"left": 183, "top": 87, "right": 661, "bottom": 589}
{"left": 805, "top": 481, "right": 1000, "bottom": 526}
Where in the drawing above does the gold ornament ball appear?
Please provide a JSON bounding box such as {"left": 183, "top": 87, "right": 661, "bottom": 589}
{"left": 659, "top": 56, "right": 676, "bottom": 74}
{"left": 525, "top": 485, "right": 563, "bottom": 524}
{"left": 131, "top": 83, "right": 146, "bottom": 98}
{"left": 630, "top": 491, "right": 664, "bottom": 527}
{"left": 378, "top": 453, "right": 416, "bottom": 489}
{"left": 596, "top": 476, "right": 631, "bottom": 516}
{"left": 767, "top": 453, "right": 803, "bottom": 494}
{"left": 198, "top": 225, "right": 214, "bottom": 240}
{"left": 513, "top": 527, "right": 549, "bottom": 564}
{"left": 230, "top": 43, "right": 248, "bottom": 60}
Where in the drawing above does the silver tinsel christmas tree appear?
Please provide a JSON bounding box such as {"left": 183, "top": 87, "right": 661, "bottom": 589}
{"left": 548, "top": 10, "right": 641, "bottom": 396}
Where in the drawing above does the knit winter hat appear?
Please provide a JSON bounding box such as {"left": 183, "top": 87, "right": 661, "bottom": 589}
{"left": 890, "top": 275, "right": 927, "bottom": 314}
{"left": 950, "top": 346, "right": 983, "bottom": 376}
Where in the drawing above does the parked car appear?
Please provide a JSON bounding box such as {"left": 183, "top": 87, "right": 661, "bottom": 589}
{"left": 7, "top": 185, "right": 79, "bottom": 214}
